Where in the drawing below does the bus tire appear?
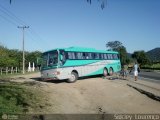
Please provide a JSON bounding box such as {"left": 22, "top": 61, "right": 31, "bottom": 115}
{"left": 41, "top": 78, "right": 45, "bottom": 81}
{"left": 67, "top": 72, "right": 78, "bottom": 83}
{"left": 109, "top": 67, "right": 114, "bottom": 76}
{"left": 103, "top": 68, "right": 108, "bottom": 77}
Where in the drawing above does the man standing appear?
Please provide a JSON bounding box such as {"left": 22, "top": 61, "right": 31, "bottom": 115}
{"left": 133, "top": 62, "right": 139, "bottom": 81}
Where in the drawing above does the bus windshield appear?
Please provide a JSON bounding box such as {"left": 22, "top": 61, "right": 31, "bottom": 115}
{"left": 42, "top": 50, "right": 58, "bottom": 67}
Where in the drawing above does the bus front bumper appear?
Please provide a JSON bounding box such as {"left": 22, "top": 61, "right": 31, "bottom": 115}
{"left": 41, "top": 71, "right": 61, "bottom": 80}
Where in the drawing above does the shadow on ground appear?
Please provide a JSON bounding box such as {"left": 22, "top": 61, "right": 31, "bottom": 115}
{"left": 30, "top": 75, "right": 104, "bottom": 84}
{"left": 30, "top": 77, "right": 66, "bottom": 84}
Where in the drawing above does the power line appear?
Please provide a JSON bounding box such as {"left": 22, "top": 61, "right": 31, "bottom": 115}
{"left": 0, "top": 3, "right": 45, "bottom": 51}
{"left": 26, "top": 30, "right": 43, "bottom": 51}
{"left": 0, "top": 3, "right": 26, "bottom": 25}
{"left": 0, "top": 13, "right": 18, "bottom": 26}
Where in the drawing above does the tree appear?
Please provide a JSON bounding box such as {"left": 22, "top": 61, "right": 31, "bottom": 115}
{"left": 132, "top": 51, "right": 150, "bottom": 65}
{"left": 25, "top": 51, "right": 42, "bottom": 67}
{"left": 106, "top": 41, "right": 123, "bottom": 51}
{"left": 118, "top": 46, "right": 130, "bottom": 65}
{"left": 0, "top": 44, "right": 42, "bottom": 70}
{"left": 106, "top": 41, "right": 130, "bottom": 65}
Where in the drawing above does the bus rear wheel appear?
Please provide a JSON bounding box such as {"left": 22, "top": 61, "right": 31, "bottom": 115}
{"left": 109, "top": 67, "right": 114, "bottom": 76}
{"left": 103, "top": 68, "right": 108, "bottom": 77}
{"left": 67, "top": 72, "right": 78, "bottom": 83}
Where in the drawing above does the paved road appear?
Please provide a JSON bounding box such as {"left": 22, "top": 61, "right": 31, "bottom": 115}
{"left": 139, "top": 71, "right": 160, "bottom": 81}
{"left": 129, "top": 71, "right": 160, "bottom": 83}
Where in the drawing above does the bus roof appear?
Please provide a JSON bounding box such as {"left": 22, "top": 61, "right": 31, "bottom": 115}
{"left": 43, "top": 47, "right": 119, "bottom": 54}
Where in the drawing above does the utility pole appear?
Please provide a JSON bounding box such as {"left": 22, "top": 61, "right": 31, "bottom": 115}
{"left": 18, "top": 26, "right": 29, "bottom": 74}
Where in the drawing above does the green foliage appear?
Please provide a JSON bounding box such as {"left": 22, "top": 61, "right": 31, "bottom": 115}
{"left": 0, "top": 44, "right": 42, "bottom": 68}
{"left": 25, "top": 51, "right": 42, "bottom": 67}
{"left": 132, "top": 50, "right": 150, "bottom": 65}
{"left": 106, "top": 41, "right": 130, "bottom": 65}
{"left": 106, "top": 41, "right": 123, "bottom": 51}
{"left": 141, "top": 63, "right": 160, "bottom": 70}
{"left": 0, "top": 83, "right": 32, "bottom": 113}
{"left": 0, "top": 81, "right": 47, "bottom": 114}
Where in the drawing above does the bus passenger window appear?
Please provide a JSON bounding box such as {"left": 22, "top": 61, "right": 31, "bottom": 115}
{"left": 95, "top": 53, "right": 100, "bottom": 59}
{"left": 107, "top": 54, "right": 112, "bottom": 60}
{"left": 85, "top": 53, "right": 89, "bottom": 59}
{"left": 113, "top": 54, "right": 118, "bottom": 59}
{"left": 75, "top": 52, "right": 83, "bottom": 59}
{"left": 91, "top": 53, "right": 95, "bottom": 59}
{"left": 61, "top": 52, "right": 66, "bottom": 61}
{"left": 100, "top": 54, "right": 104, "bottom": 59}
{"left": 68, "top": 52, "right": 72, "bottom": 59}
{"left": 82, "top": 53, "right": 86, "bottom": 59}
{"left": 88, "top": 53, "right": 93, "bottom": 59}
{"left": 72, "top": 52, "right": 76, "bottom": 59}
{"left": 104, "top": 54, "right": 107, "bottom": 59}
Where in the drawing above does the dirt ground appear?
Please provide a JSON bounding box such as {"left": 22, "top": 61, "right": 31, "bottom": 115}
{"left": 12, "top": 72, "right": 160, "bottom": 114}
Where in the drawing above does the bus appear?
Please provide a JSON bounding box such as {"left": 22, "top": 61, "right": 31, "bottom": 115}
{"left": 41, "top": 47, "right": 121, "bottom": 83}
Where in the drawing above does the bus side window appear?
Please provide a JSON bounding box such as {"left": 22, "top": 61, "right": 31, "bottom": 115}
{"left": 107, "top": 54, "right": 111, "bottom": 60}
{"left": 67, "top": 52, "right": 71, "bottom": 59}
{"left": 72, "top": 52, "right": 76, "bottom": 59}
{"left": 68, "top": 52, "right": 75, "bottom": 59}
{"left": 75, "top": 52, "right": 78, "bottom": 59}
{"left": 60, "top": 50, "right": 66, "bottom": 61}
{"left": 61, "top": 52, "right": 66, "bottom": 62}
{"left": 91, "top": 53, "right": 95, "bottom": 59}
{"left": 110, "top": 54, "right": 113, "bottom": 60}
{"left": 100, "top": 54, "right": 104, "bottom": 59}
{"left": 88, "top": 53, "right": 92, "bottom": 59}
{"left": 113, "top": 54, "right": 118, "bottom": 59}
{"left": 104, "top": 54, "right": 107, "bottom": 60}
{"left": 95, "top": 53, "right": 100, "bottom": 59}
{"left": 85, "top": 53, "right": 89, "bottom": 59}
{"left": 76, "top": 52, "right": 83, "bottom": 59}
{"left": 82, "top": 52, "right": 86, "bottom": 59}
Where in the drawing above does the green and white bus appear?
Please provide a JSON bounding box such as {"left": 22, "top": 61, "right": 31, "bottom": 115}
{"left": 41, "top": 47, "right": 121, "bottom": 83}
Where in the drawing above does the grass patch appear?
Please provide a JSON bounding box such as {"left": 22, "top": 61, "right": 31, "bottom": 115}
{"left": 0, "top": 71, "right": 39, "bottom": 78}
{"left": 0, "top": 81, "right": 47, "bottom": 114}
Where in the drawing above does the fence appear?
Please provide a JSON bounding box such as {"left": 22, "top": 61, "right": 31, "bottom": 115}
{"left": 0, "top": 67, "right": 19, "bottom": 75}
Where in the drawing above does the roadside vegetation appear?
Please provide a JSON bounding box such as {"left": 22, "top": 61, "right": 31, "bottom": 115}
{"left": 141, "top": 63, "right": 160, "bottom": 70}
{"left": 106, "top": 41, "right": 160, "bottom": 70}
{"left": 0, "top": 78, "right": 49, "bottom": 114}
{"left": 0, "top": 44, "right": 42, "bottom": 70}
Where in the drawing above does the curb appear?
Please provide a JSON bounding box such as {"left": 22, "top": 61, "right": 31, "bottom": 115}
{"left": 127, "top": 84, "right": 160, "bottom": 102}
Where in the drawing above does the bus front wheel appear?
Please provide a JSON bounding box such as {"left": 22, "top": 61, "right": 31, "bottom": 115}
{"left": 67, "top": 72, "right": 78, "bottom": 83}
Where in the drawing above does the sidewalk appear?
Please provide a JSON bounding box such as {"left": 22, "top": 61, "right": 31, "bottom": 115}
{"left": 126, "top": 76, "right": 160, "bottom": 101}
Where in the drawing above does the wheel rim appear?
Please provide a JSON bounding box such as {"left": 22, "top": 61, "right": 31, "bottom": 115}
{"left": 103, "top": 69, "right": 108, "bottom": 76}
{"left": 70, "top": 73, "right": 76, "bottom": 81}
{"left": 109, "top": 68, "right": 113, "bottom": 75}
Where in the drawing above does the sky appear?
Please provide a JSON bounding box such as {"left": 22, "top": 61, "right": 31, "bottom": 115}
{"left": 0, "top": 0, "right": 160, "bottom": 53}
